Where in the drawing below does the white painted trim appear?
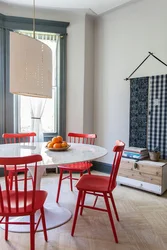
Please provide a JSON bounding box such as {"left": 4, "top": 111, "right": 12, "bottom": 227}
{"left": 117, "top": 176, "right": 162, "bottom": 195}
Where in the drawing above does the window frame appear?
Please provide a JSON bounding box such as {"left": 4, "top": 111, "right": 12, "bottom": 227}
{"left": 17, "top": 33, "right": 59, "bottom": 136}
{"left": 0, "top": 13, "right": 69, "bottom": 142}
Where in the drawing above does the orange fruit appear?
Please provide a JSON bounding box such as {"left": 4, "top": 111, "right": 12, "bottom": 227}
{"left": 47, "top": 142, "right": 54, "bottom": 148}
{"left": 56, "top": 135, "right": 63, "bottom": 143}
{"left": 52, "top": 137, "right": 60, "bottom": 143}
{"left": 53, "top": 143, "right": 62, "bottom": 149}
{"left": 62, "top": 141, "right": 68, "bottom": 148}
{"left": 46, "top": 141, "right": 51, "bottom": 147}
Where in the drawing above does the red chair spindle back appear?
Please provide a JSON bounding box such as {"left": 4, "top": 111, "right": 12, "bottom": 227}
{"left": 2, "top": 132, "right": 36, "bottom": 144}
{"left": 108, "top": 141, "right": 125, "bottom": 191}
{"left": 0, "top": 155, "right": 42, "bottom": 214}
{"left": 68, "top": 133, "right": 97, "bottom": 145}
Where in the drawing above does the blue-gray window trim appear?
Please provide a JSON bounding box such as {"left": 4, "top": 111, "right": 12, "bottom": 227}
{"left": 0, "top": 13, "right": 69, "bottom": 143}
{"left": 0, "top": 14, "right": 69, "bottom": 33}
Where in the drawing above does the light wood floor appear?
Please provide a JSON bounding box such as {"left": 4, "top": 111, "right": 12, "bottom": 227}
{"left": 1, "top": 171, "right": 167, "bottom": 250}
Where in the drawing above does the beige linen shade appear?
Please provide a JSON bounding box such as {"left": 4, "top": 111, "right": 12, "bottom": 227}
{"left": 10, "top": 31, "right": 52, "bottom": 98}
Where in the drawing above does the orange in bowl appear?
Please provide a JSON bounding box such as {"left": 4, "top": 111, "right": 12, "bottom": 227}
{"left": 52, "top": 137, "right": 60, "bottom": 143}
{"left": 62, "top": 141, "right": 68, "bottom": 148}
{"left": 53, "top": 143, "right": 62, "bottom": 149}
{"left": 56, "top": 135, "right": 63, "bottom": 143}
{"left": 47, "top": 142, "right": 54, "bottom": 148}
{"left": 46, "top": 141, "right": 51, "bottom": 147}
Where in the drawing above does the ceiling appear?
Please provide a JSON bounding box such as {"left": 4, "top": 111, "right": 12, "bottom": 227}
{"left": 1, "top": 0, "right": 135, "bottom": 15}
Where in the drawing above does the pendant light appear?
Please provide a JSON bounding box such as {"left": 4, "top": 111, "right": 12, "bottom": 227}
{"left": 10, "top": 0, "right": 52, "bottom": 98}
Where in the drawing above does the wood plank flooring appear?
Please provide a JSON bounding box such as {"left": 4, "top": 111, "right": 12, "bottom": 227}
{"left": 1, "top": 171, "right": 167, "bottom": 250}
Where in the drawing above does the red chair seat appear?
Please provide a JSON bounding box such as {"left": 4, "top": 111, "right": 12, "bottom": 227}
{"left": 6, "top": 166, "right": 28, "bottom": 173}
{"left": 0, "top": 190, "right": 47, "bottom": 215}
{"left": 76, "top": 174, "right": 116, "bottom": 192}
{"left": 58, "top": 162, "right": 92, "bottom": 171}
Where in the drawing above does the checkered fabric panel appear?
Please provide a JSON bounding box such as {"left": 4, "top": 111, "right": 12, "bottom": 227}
{"left": 147, "top": 75, "right": 167, "bottom": 159}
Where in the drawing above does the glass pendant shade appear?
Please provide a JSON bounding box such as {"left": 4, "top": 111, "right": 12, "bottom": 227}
{"left": 10, "top": 31, "right": 52, "bottom": 98}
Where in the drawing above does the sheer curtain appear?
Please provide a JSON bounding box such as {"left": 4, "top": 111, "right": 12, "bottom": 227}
{"left": 30, "top": 98, "right": 46, "bottom": 142}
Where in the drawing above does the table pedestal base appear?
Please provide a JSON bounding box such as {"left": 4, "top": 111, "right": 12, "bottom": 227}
{"left": 0, "top": 203, "right": 72, "bottom": 233}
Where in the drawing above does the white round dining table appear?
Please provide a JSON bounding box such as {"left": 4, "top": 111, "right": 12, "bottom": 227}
{"left": 0, "top": 142, "right": 108, "bottom": 233}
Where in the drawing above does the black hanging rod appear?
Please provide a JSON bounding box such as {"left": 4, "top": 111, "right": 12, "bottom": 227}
{"left": 125, "top": 52, "right": 167, "bottom": 81}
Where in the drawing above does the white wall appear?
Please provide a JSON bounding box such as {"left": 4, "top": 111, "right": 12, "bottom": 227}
{"left": 94, "top": 0, "right": 167, "bottom": 163}
{"left": 66, "top": 15, "right": 85, "bottom": 135}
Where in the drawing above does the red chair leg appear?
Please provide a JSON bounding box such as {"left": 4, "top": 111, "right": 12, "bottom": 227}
{"left": 71, "top": 190, "right": 83, "bottom": 236}
{"left": 88, "top": 168, "right": 91, "bottom": 174}
{"left": 103, "top": 193, "right": 118, "bottom": 243}
{"left": 40, "top": 206, "right": 48, "bottom": 241}
{"left": 93, "top": 195, "right": 98, "bottom": 207}
{"left": 109, "top": 192, "right": 119, "bottom": 221}
{"left": 80, "top": 191, "right": 86, "bottom": 215}
{"left": 5, "top": 216, "right": 9, "bottom": 241}
{"left": 56, "top": 169, "right": 63, "bottom": 203}
{"left": 69, "top": 171, "right": 73, "bottom": 191}
{"left": 30, "top": 214, "right": 35, "bottom": 250}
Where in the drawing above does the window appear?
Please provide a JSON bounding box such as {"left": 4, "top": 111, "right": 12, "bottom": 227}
{"left": 0, "top": 14, "right": 69, "bottom": 143}
{"left": 17, "top": 31, "right": 59, "bottom": 135}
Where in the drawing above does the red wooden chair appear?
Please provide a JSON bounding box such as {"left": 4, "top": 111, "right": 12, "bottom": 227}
{"left": 2, "top": 132, "right": 36, "bottom": 144}
{"left": 56, "top": 132, "right": 97, "bottom": 203}
{"left": 2, "top": 133, "right": 36, "bottom": 190}
{"left": 0, "top": 154, "right": 48, "bottom": 250}
{"left": 71, "top": 140, "right": 125, "bottom": 243}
